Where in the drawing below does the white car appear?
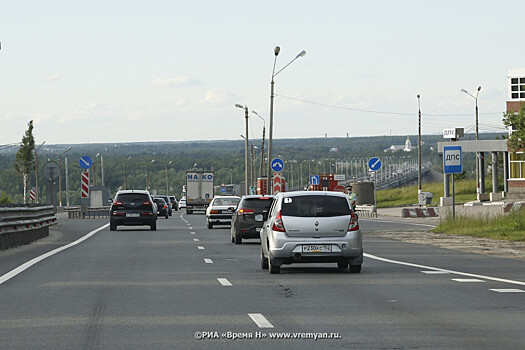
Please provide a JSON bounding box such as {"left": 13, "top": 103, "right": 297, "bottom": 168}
{"left": 260, "top": 191, "right": 363, "bottom": 274}
{"left": 178, "top": 196, "right": 187, "bottom": 210}
{"left": 205, "top": 196, "right": 241, "bottom": 229}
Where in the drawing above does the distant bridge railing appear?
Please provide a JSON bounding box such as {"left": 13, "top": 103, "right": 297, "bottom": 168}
{"left": 65, "top": 206, "right": 110, "bottom": 219}
{"left": 0, "top": 204, "right": 57, "bottom": 251}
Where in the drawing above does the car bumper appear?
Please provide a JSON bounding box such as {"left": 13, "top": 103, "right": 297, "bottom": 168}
{"left": 110, "top": 216, "right": 156, "bottom": 226}
{"left": 266, "top": 230, "right": 363, "bottom": 263}
{"left": 207, "top": 214, "right": 234, "bottom": 224}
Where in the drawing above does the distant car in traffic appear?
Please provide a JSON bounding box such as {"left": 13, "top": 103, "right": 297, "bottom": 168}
{"left": 260, "top": 191, "right": 362, "bottom": 274}
{"left": 230, "top": 195, "right": 274, "bottom": 244}
{"left": 178, "top": 196, "right": 187, "bottom": 210}
{"left": 154, "top": 195, "right": 173, "bottom": 216}
{"left": 205, "top": 195, "right": 241, "bottom": 229}
{"left": 153, "top": 197, "right": 169, "bottom": 219}
{"left": 169, "top": 195, "right": 178, "bottom": 211}
{"left": 109, "top": 190, "right": 157, "bottom": 231}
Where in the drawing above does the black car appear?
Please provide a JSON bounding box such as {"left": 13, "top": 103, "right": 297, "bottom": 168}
{"left": 153, "top": 197, "right": 169, "bottom": 219}
{"left": 169, "top": 195, "right": 178, "bottom": 211}
{"left": 109, "top": 190, "right": 157, "bottom": 231}
{"left": 154, "top": 195, "right": 173, "bottom": 216}
{"left": 230, "top": 195, "right": 274, "bottom": 244}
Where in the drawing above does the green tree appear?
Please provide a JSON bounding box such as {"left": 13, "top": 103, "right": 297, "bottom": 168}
{"left": 503, "top": 102, "right": 525, "bottom": 150}
{"left": 0, "top": 190, "right": 13, "bottom": 204}
{"left": 14, "top": 120, "right": 35, "bottom": 204}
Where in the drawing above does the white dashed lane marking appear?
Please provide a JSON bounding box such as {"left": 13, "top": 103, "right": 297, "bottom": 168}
{"left": 204, "top": 259, "right": 213, "bottom": 264}
{"left": 197, "top": 246, "right": 205, "bottom": 250}
{"left": 217, "top": 278, "right": 232, "bottom": 286}
{"left": 490, "top": 289, "right": 525, "bottom": 293}
{"left": 193, "top": 238, "right": 200, "bottom": 242}
{"left": 421, "top": 271, "right": 450, "bottom": 275}
{"left": 452, "top": 279, "right": 485, "bottom": 283}
{"left": 248, "top": 313, "right": 274, "bottom": 328}
{"left": 191, "top": 232, "right": 196, "bottom": 235}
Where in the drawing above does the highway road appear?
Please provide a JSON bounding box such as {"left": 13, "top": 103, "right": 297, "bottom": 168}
{"left": 0, "top": 213, "right": 524, "bottom": 349}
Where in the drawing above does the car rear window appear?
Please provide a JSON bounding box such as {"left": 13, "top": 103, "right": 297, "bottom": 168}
{"left": 116, "top": 193, "right": 150, "bottom": 203}
{"left": 281, "top": 195, "right": 350, "bottom": 217}
{"left": 241, "top": 198, "right": 273, "bottom": 210}
{"left": 213, "top": 198, "right": 240, "bottom": 206}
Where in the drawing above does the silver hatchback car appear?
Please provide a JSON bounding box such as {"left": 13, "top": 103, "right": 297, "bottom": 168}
{"left": 260, "top": 191, "right": 362, "bottom": 274}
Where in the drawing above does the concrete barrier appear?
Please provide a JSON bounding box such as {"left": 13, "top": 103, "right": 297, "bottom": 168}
{"left": 401, "top": 207, "right": 439, "bottom": 218}
{"left": 0, "top": 205, "right": 57, "bottom": 251}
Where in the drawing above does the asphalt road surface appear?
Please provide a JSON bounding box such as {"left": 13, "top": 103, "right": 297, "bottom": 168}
{"left": 0, "top": 212, "right": 524, "bottom": 349}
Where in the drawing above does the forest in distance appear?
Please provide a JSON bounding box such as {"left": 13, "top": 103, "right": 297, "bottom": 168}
{"left": 0, "top": 133, "right": 505, "bottom": 205}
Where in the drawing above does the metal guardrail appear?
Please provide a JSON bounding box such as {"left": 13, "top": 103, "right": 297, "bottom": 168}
{"left": 65, "top": 207, "right": 110, "bottom": 219}
{"left": 0, "top": 204, "right": 57, "bottom": 251}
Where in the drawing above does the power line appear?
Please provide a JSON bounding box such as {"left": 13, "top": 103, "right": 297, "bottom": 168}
{"left": 275, "top": 94, "right": 504, "bottom": 117}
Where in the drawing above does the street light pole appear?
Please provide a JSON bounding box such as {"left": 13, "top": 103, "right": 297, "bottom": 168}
{"left": 267, "top": 46, "right": 306, "bottom": 195}
{"left": 165, "top": 160, "right": 173, "bottom": 194}
{"left": 34, "top": 141, "right": 45, "bottom": 203}
{"left": 417, "top": 95, "right": 422, "bottom": 196}
{"left": 236, "top": 104, "right": 250, "bottom": 195}
{"left": 57, "top": 147, "right": 71, "bottom": 207}
{"left": 252, "top": 111, "right": 266, "bottom": 185}
{"left": 461, "top": 86, "right": 482, "bottom": 194}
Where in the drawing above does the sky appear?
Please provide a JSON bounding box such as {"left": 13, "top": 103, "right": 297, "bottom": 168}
{"left": 0, "top": 0, "right": 522, "bottom": 145}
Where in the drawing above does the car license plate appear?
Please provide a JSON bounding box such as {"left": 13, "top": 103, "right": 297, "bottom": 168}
{"left": 126, "top": 213, "right": 140, "bottom": 218}
{"left": 255, "top": 214, "right": 263, "bottom": 221}
{"left": 302, "top": 244, "right": 332, "bottom": 253}
{"left": 256, "top": 227, "right": 261, "bottom": 232}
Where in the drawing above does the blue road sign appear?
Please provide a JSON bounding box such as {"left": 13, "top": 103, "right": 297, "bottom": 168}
{"left": 309, "top": 175, "right": 319, "bottom": 185}
{"left": 368, "top": 157, "right": 382, "bottom": 171}
{"left": 443, "top": 146, "right": 462, "bottom": 174}
{"left": 271, "top": 158, "right": 284, "bottom": 172}
{"left": 79, "top": 156, "right": 93, "bottom": 170}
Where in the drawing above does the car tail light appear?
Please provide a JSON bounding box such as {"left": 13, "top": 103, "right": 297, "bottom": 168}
{"left": 143, "top": 201, "right": 153, "bottom": 206}
{"left": 272, "top": 211, "right": 286, "bottom": 232}
{"left": 238, "top": 208, "right": 255, "bottom": 215}
{"left": 113, "top": 201, "right": 124, "bottom": 206}
{"left": 210, "top": 210, "right": 219, "bottom": 214}
{"left": 348, "top": 211, "right": 359, "bottom": 232}
{"left": 163, "top": 204, "right": 167, "bottom": 209}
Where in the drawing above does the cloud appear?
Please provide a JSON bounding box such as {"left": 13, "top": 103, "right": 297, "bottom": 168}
{"left": 203, "top": 89, "right": 235, "bottom": 106}
{"left": 148, "top": 76, "right": 202, "bottom": 89}
{"left": 44, "top": 74, "right": 60, "bottom": 82}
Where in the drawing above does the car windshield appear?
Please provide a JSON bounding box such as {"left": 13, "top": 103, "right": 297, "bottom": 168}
{"left": 281, "top": 195, "right": 350, "bottom": 217}
{"left": 116, "top": 193, "right": 149, "bottom": 203}
{"left": 242, "top": 198, "right": 273, "bottom": 210}
{"left": 214, "top": 198, "right": 240, "bottom": 206}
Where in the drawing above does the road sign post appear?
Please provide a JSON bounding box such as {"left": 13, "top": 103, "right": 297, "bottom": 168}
{"left": 443, "top": 146, "right": 463, "bottom": 220}
{"left": 368, "top": 157, "right": 382, "bottom": 211}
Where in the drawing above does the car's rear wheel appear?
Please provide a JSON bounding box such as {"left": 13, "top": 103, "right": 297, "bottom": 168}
{"left": 234, "top": 234, "right": 242, "bottom": 245}
{"left": 165, "top": 214, "right": 169, "bottom": 219}
{"left": 268, "top": 252, "right": 280, "bottom": 274}
{"left": 261, "top": 247, "right": 268, "bottom": 270}
{"left": 207, "top": 221, "right": 213, "bottom": 229}
{"left": 349, "top": 264, "right": 361, "bottom": 273}
{"left": 150, "top": 222, "right": 157, "bottom": 231}
{"left": 110, "top": 223, "right": 117, "bottom": 231}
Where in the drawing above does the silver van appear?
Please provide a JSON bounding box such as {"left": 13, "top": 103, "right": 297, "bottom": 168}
{"left": 260, "top": 191, "right": 362, "bottom": 274}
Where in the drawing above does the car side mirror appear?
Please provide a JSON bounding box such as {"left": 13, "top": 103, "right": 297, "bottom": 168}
{"left": 107, "top": 199, "right": 113, "bottom": 204}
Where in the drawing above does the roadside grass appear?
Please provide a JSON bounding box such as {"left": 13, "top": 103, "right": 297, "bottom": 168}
{"left": 376, "top": 179, "right": 490, "bottom": 208}
{"left": 433, "top": 210, "right": 525, "bottom": 242}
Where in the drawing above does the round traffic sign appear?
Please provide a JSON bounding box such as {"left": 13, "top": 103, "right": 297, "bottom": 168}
{"left": 271, "top": 158, "right": 284, "bottom": 172}
{"left": 79, "top": 155, "right": 93, "bottom": 170}
{"left": 42, "top": 161, "right": 60, "bottom": 180}
{"left": 368, "top": 157, "right": 382, "bottom": 171}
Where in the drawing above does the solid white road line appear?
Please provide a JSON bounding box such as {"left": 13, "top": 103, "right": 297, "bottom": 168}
{"left": 217, "top": 278, "right": 232, "bottom": 286}
{"left": 0, "top": 223, "right": 109, "bottom": 285}
{"left": 452, "top": 278, "right": 485, "bottom": 283}
{"left": 248, "top": 313, "right": 274, "bottom": 328}
{"left": 361, "top": 218, "right": 437, "bottom": 228}
{"left": 490, "top": 289, "right": 525, "bottom": 293}
{"left": 421, "top": 271, "right": 450, "bottom": 274}
{"left": 197, "top": 246, "right": 205, "bottom": 250}
{"left": 204, "top": 259, "right": 213, "bottom": 264}
{"left": 365, "top": 253, "right": 525, "bottom": 286}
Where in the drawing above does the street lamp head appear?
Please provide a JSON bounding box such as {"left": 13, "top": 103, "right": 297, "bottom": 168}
{"left": 296, "top": 50, "right": 306, "bottom": 58}
{"left": 235, "top": 104, "right": 244, "bottom": 109}
{"left": 151, "top": 159, "right": 155, "bottom": 163}
{"left": 477, "top": 86, "right": 481, "bottom": 92}
{"left": 274, "top": 46, "right": 280, "bottom": 56}
{"left": 460, "top": 88, "right": 468, "bottom": 94}
{"left": 417, "top": 94, "right": 420, "bottom": 99}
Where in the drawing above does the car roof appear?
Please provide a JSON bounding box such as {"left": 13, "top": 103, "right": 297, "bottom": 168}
{"left": 278, "top": 191, "right": 346, "bottom": 198}
{"left": 116, "top": 190, "right": 151, "bottom": 195}
{"left": 213, "top": 195, "right": 241, "bottom": 199}
{"left": 241, "top": 195, "right": 274, "bottom": 199}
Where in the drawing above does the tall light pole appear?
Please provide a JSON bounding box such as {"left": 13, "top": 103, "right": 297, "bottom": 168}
{"left": 267, "top": 46, "right": 306, "bottom": 194}
{"left": 417, "top": 95, "right": 422, "bottom": 196}
{"left": 236, "top": 104, "right": 250, "bottom": 195}
{"left": 34, "top": 141, "right": 46, "bottom": 203}
{"left": 165, "top": 160, "right": 173, "bottom": 194}
{"left": 146, "top": 159, "right": 155, "bottom": 191}
{"left": 461, "top": 86, "right": 482, "bottom": 194}
{"left": 57, "top": 147, "right": 71, "bottom": 207}
{"left": 123, "top": 156, "right": 131, "bottom": 190}
{"left": 252, "top": 110, "right": 266, "bottom": 184}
